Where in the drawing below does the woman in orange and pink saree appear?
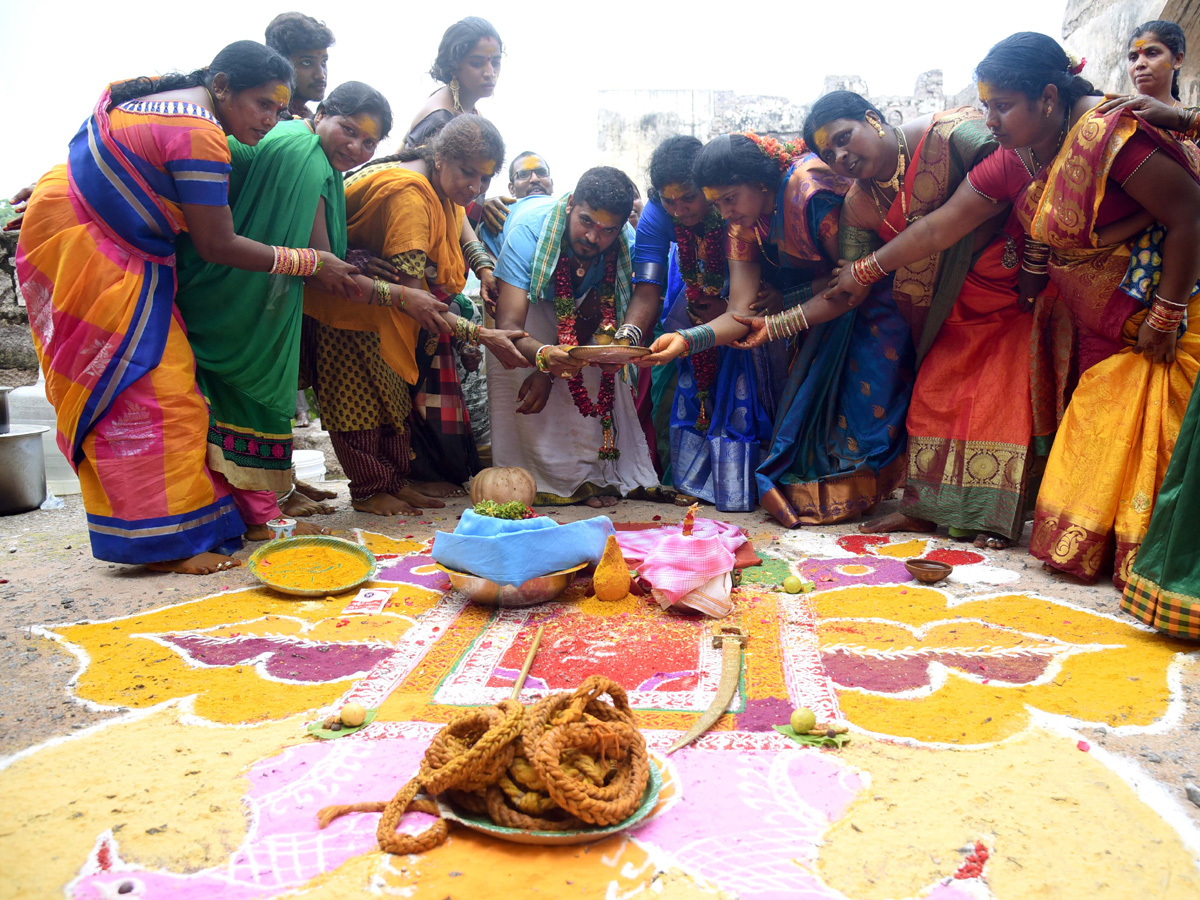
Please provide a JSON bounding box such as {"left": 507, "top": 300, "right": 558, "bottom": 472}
{"left": 15, "top": 41, "right": 358, "bottom": 574}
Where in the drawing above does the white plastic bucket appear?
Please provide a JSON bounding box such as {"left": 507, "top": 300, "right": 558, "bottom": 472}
{"left": 293, "top": 448, "right": 327, "bottom": 482}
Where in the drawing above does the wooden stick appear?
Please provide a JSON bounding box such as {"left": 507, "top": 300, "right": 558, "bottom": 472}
{"left": 510, "top": 623, "right": 546, "bottom": 700}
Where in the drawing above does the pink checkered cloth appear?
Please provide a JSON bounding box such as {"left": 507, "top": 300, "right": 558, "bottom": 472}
{"left": 616, "top": 519, "right": 745, "bottom": 617}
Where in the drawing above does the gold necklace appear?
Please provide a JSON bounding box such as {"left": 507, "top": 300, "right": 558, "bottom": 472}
{"left": 1029, "top": 116, "right": 1069, "bottom": 172}
{"left": 867, "top": 127, "right": 910, "bottom": 221}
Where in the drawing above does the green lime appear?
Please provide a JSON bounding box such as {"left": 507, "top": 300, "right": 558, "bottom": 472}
{"left": 782, "top": 575, "right": 803, "bottom": 594}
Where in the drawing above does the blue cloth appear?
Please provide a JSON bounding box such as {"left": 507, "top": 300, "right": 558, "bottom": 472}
{"left": 431, "top": 509, "right": 616, "bottom": 585}
{"left": 755, "top": 278, "right": 913, "bottom": 520}
{"left": 632, "top": 198, "right": 675, "bottom": 285}
{"left": 655, "top": 199, "right": 769, "bottom": 511}
{"left": 479, "top": 195, "right": 539, "bottom": 258}
{"left": 671, "top": 347, "right": 774, "bottom": 511}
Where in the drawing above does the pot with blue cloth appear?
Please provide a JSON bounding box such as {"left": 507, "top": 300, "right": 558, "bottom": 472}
{"left": 432, "top": 510, "right": 616, "bottom": 606}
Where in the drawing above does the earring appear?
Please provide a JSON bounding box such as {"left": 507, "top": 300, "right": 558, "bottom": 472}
{"left": 1045, "top": 105, "right": 1052, "bottom": 118}
{"left": 872, "top": 119, "right": 886, "bottom": 138}
{"left": 449, "top": 75, "right": 463, "bottom": 112}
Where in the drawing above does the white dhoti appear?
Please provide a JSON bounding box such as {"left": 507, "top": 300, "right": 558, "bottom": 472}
{"left": 487, "top": 299, "right": 658, "bottom": 500}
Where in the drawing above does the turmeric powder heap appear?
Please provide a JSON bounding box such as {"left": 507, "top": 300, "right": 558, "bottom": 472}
{"left": 258, "top": 545, "right": 372, "bottom": 592}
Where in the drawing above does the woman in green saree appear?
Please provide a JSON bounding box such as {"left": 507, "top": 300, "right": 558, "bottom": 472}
{"left": 174, "top": 81, "right": 393, "bottom": 538}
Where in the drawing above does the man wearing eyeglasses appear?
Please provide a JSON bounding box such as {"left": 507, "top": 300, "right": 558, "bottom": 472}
{"left": 480, "top": 151, "right": 555, "bottom": 257}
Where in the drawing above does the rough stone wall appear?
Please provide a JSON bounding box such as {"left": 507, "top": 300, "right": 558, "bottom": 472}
{"left": 598, "top": 72, "right": 946, "bottom": 188}
{"left": 0, "top": 230, "right": 36, "bottom": 370}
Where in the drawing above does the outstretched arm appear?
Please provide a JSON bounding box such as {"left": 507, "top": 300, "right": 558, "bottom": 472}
{"left": 824, "top": 178, "right": 1006, "bottom": 304}
{"left": 186, "top": 200, "right": 361, "bottom": 298}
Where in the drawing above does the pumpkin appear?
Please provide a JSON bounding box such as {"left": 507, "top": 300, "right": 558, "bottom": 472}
{"left": 469, "top": 466, "right": 537, "bottom": 506}
{"left": 592, "top": 535, "right": 631, "bottom": 602}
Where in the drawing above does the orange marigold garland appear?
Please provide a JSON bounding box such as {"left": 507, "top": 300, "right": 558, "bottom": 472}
{"left": 740, "top": 131, "right": 808, "bottom": 172}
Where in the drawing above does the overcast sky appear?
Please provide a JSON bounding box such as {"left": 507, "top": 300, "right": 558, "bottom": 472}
{"left": 0, "top": 0, "right": 1069, "bottom": 192}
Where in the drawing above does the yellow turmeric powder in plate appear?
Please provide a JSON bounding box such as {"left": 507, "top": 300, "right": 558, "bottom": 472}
{"left": 249, "top": 537, "right": 378, "bottom": 597}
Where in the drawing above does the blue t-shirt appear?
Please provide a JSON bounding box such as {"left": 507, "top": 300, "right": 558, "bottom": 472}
{"left": 632, "top": 197, "right": 675, "bottom": 287}
{"left": 495, "top": 195, "right": 633, "bottom": 300}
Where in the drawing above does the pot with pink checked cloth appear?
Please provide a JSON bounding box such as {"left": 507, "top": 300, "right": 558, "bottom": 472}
{"left": 615, "top": 518, "right": 747, "bottom": 617}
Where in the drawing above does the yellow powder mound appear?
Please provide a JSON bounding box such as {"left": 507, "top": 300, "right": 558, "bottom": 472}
{"left": 593, "top": 535, "right": 631, "bottom": 601}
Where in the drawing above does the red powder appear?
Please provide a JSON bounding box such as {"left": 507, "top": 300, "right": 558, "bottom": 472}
{"left": 836, "top": 535, "right": 889, "bottom": 555}
{"left": 925, "top": 548, "right": 985, "bottom": 566}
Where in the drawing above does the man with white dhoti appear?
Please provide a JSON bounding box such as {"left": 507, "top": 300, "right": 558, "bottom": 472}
{"left": 490, "top": 167, "right": 659, "bottom": 507}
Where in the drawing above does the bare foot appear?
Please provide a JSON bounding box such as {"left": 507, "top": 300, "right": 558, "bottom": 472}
{"left": 974, "top": 532, "right": 1011, "bottom": 550}
{"left": 281, "top": 491, "right": 336, "bottom": 517}
{"left": 395, "top": 484, "right": 442, "bottom": 509}
{"left": 411, "top": 480, "right": 467, "bottom": 499}
{"left": 858, "top": 512, "right": 936, "bottom": 534}
{"left": 146, "top": 552, "right": 241, "bottom": 575}
{"left": 584, "top": 495, "right": 619, "bottom": 508}
{"left": 244, "top": 522, "right": 330, "bottom": 541}
{"left": 352, "top": 492, "right": 423, "bottom": 516}
{"left": 295, "top": 478, "right": 338, "bottom": 501}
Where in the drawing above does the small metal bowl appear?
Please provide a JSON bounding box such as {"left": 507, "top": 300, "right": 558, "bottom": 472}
{"left": 905, "top": 559, "right": 953, "bottom": 584}
{"left": 434, "top": 562, "right": 587, "bottom": 607}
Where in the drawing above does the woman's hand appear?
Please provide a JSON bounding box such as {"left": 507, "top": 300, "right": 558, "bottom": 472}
{"left": 638, "top": 332, "right": 688, "bottom": 366}
{"left": 362, "top": 255, "right": 402, "bottom": 284}
{"left": 540, "top": 344, "right": 585, "bottom": 380}
{"left": 477, "top": 327, "right": 530, "bottom": 369}
{"left": 730, "top": 315, "right": 770, "bottom": 349}
{"left": 824, "top": 260, "right": 871, "bottom": 308}
{"left": 1134, "top": 319, "right": 1179, "bottom": 364}
{"left": 478, "top": 268, "right": 499, "bottom": 316}
{"left": 400, "top": 287, "right": 451, "bottom": 334}
{"left": 1016, "top": 268, "right": 1049, "bottom": 313}
{"left": 753, "top": 282, "right": 784, "bottom": 315}
{"left": 310, "top": 252, "right": 362, "bottom": 298}
{"left": 1095, "top": 93, "right": 1186, "bottom": 130}
{"left": 516, "top": 371, "right": 553, "bottom": 414}
{"left": 3, "top": 183, "right": 34, "bottom": 232}
{"left": 482, "top": 196, "right": 515, "bottom": 233}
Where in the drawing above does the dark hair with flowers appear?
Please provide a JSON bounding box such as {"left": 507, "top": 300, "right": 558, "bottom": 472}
{"left": 975, "top": 32, "right": 1099, "bottom": 107}
{"left": 572, "top": 166, "right": 637, "bottom": 220}
{"left": 741, "top": 132, "right": 807, "bottom": 171}
{"left": 692, "top": 133, "right": 790, "bottom": 192}
{"left": 1132, "top": 20, "right": 1186, "bottom": 100}
{"left": 803, "top": 91, "right": 885, "bottom": 152}
{"left": 648, "top": 135, "right": 703, "bottom": 201}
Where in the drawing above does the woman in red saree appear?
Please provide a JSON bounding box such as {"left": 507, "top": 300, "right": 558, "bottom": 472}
{"left": 825, "top": 32, "right": 1200, "bottom": 588}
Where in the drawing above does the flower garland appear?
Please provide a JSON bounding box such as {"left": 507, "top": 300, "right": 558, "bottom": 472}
{"left": 551, "top": 243, "right": 621, "bottom": 460}
{"left": 674, "top": 206, "right": 727, "bottom": 431}
{"left": 740, "top": 131, "right": 808, "bottom": 173}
